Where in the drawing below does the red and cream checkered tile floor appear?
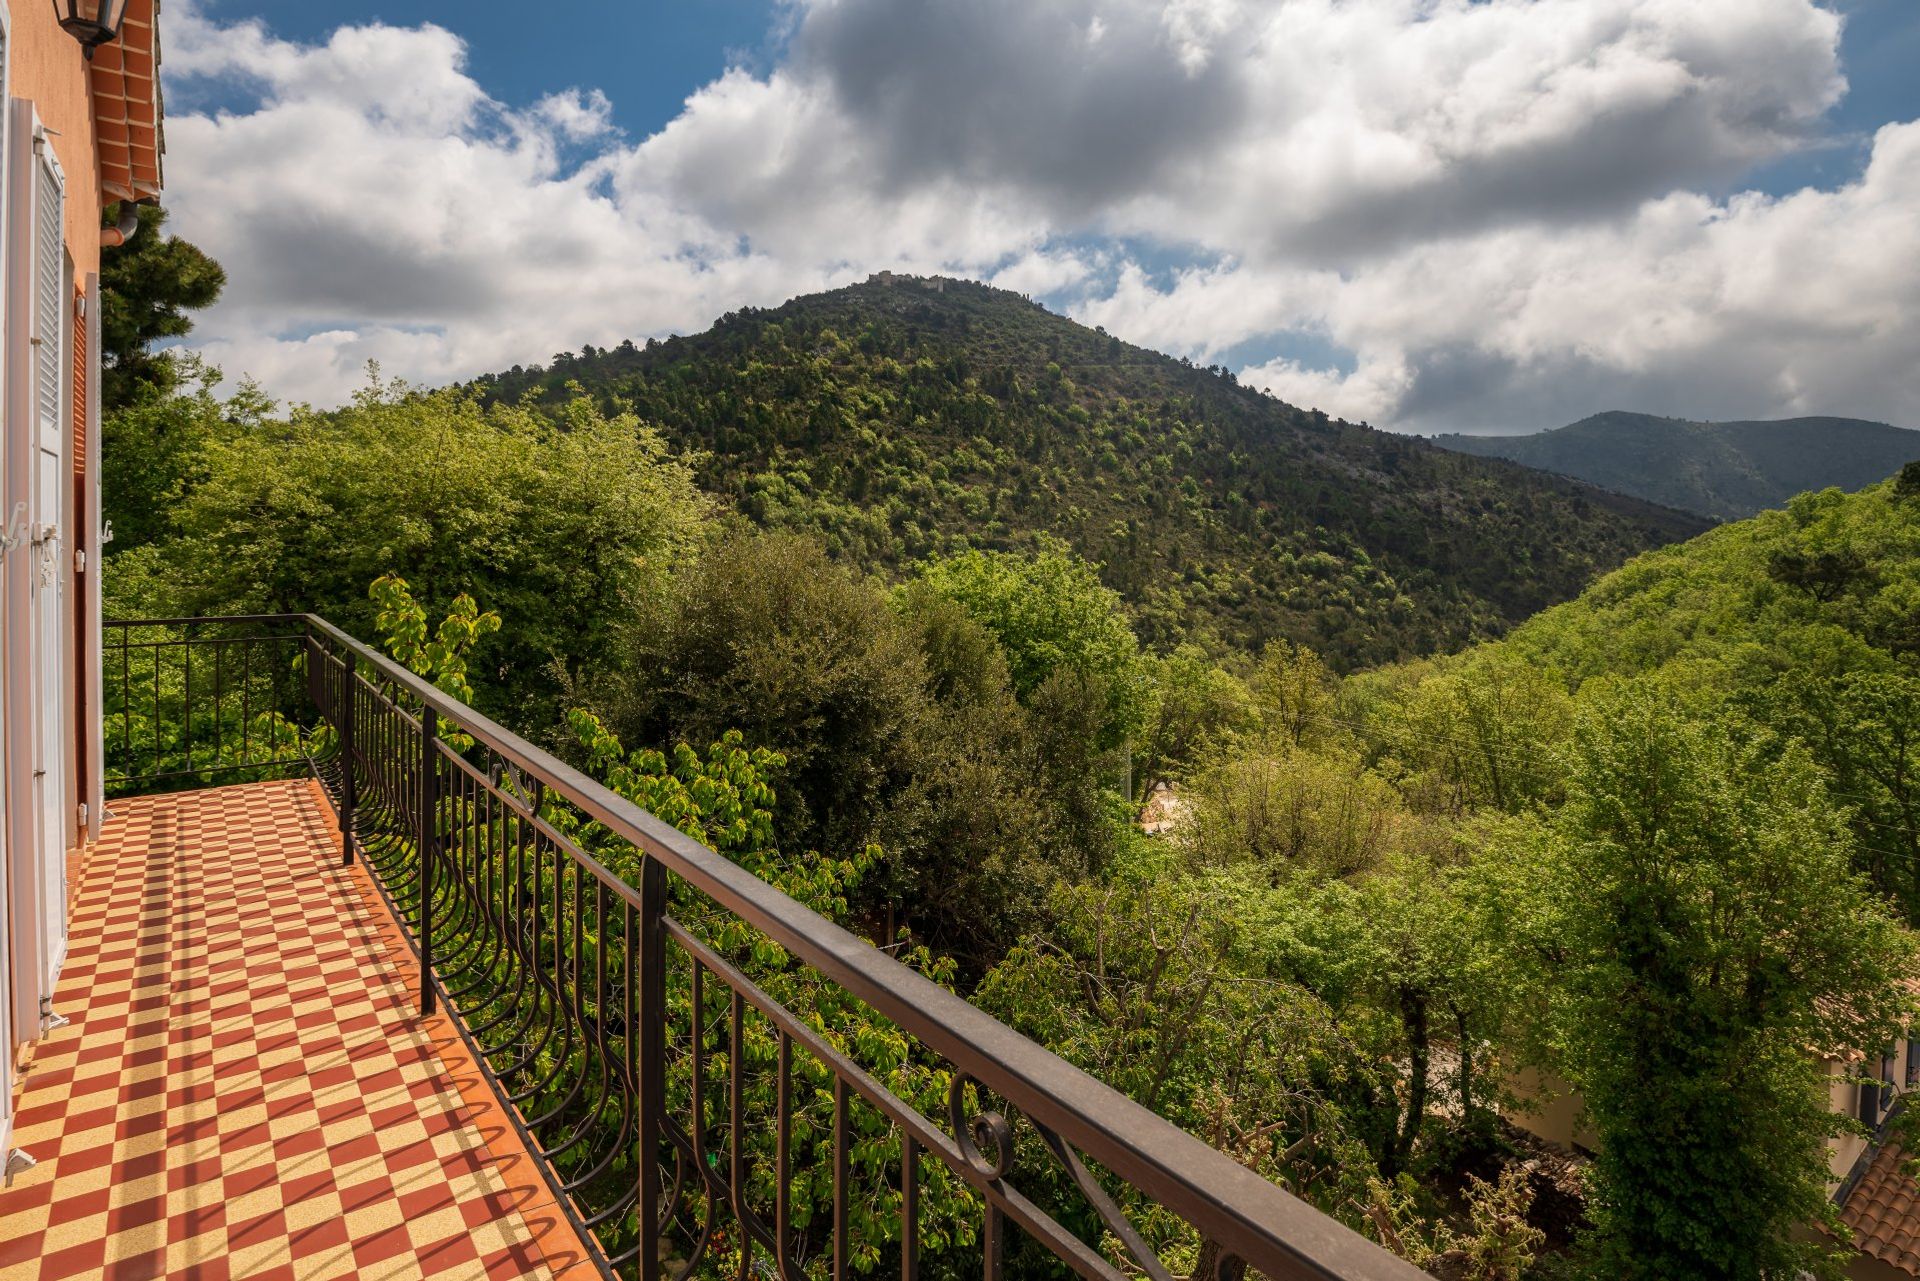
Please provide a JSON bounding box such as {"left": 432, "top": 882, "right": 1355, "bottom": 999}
{"left": 0, "top": 779, "right": 597, "bottom": 1281}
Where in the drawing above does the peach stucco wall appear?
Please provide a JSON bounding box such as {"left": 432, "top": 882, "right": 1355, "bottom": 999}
{"left": 8, "top": 0, "right": 103, "bottom": 276}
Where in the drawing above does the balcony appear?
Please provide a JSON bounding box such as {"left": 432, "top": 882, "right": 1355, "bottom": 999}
{"left": 1, "top": 778, "right": 594, "bottom": 1280}
{"left": 2, "top": 615, "right": 1422, "bottom": 1281}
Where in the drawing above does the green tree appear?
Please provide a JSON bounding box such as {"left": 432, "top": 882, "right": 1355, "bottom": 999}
{"left": 147, "top": 381, "right": 707, "bottom": 720}
{"left": 915, "top": 543, "right": 1149, "bottom": 749}
{"left": 100, "top": 355, "right": 228, "bottom": 552}
{"left": 368, "top": 573, "right": 503, "bottom": 749}
{"left": 1492, "top": 688, "right": 1917, "bottom": 1279}
{"left": 1378, "top": 647, "right": 1572, "bottom": 816}
{"left": 1134, "top": 644, "right": 1254, "bottom": 802}
{"left": 99, "top": 203, "right": 226, "bottom": 410}
{"left": 1180, "top": 746, "right": 1422, "bottom": 881}
{"left": 975, "top": 871, "right": 1385, "bottom": 1277}
{"left": 609, "top": 532, "right": 929, "bottom": 868}
{"left": 1251, "top": 639, "right": 1341, "bottom": 749}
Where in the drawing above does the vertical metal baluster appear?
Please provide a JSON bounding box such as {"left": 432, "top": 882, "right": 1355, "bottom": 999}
{"left": 339, "top": 653, "right": 356, "bottom": 866}
{"left": 212, "top": 639, "right": 223, "bottom": 768}
{"left": 151, "top": 645, "right": 159, "bottom": 777}
{"left": 572, "top": 845, "right": 584, "bottom": 1073}
{"left": 477, "top": 766, "right": 491, "bottom": 989}
{"left": 902, "top": 1134, "right": 920, "bottom": 1281}
{"left": 595, "top": 879, "right": 608, "bottom": 1051}
{"left": 691, "top": 961, "right": 707, "bottom": 1177}
{"left": 272, "top": 646, "right": 286, "bottom": 763}
{"left": 120, "top": 628, "right": 129, "bottom": 761}
{"left": 515, "top": 790, "right": 531, "bottom": 1088}
{"left": 984, "top": 1203, "right": 1004, "bottom": 1281}
{"left": 623, "top": 896, "right": 636, "bottom": 1142}
{"left": 729, "top": 990, "right": 751, "bottom": 1278}
{"left": 776, "top": 1033, "right": 794, "bottom": 1276}
{"left": 240, "top": 638, "right": 252, "bottom": 765}
{"left": 834, "top": 1079, "right": 849, "bottom": 1281}
{"left": 183, "top": 631, "right": 192, "bottom": 774}
{"left": 551, "top": 837, "right": 564, "bottom": 1044}
{"left": 419, "top": 705, "right": 439, "bottom": 1015}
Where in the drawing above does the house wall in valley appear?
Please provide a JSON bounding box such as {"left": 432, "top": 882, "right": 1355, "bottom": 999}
{"left": 1832, "top": 1055, "right": 1873, "bottom": 1184}
{"left": 1509, "top": 1041, "right": 1918, "bottom": 1191}
{"left": 1503, "top": 1066, "right": 1598, "bottom": 1153}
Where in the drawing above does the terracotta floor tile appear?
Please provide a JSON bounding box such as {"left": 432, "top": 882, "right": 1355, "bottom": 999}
{"left": 0, "top": 781, "right": 598, "bottom": 1280}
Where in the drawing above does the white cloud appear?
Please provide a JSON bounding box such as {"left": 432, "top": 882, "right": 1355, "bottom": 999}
{"left": 1181, "top": 119, "right": 1920, "bottom": 430}
{"left": 161, "top": 0, "right": 1918, "bottom": 431}
{"left": 535, "top": 89, "right": 617, "bottom": 142}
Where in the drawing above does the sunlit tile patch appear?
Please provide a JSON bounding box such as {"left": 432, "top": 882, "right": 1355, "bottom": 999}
{"left": 0, "top": 780, "right": 597, "bottom": 1281}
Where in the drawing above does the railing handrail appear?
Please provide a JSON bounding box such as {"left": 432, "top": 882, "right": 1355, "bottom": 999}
{"left": 105, "top": 613, "right": 312, "bottom": 628}
{"left": 114, "top": 612, "right": 1424, "bottom": 1280}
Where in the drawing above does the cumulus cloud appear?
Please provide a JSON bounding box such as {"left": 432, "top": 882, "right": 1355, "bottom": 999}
{"left": 1078, "top": 119, "right": 1920, "bottom": 430}
{"left": 162, "top": 0, "right": 1918, "bottom": 431}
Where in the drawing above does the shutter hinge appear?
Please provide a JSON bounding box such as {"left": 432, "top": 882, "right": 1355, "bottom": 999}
{"left": 77, "top": 802, "right": 88, "bottom": 830}
{"left": 73, "top": 548, "right": 85, "bottom": 574}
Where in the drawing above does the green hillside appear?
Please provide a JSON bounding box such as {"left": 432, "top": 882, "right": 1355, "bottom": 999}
{"left": 1489, "top": 464, "right": 1920, "bottom": 913}
{"left": 1435, "top": 410, "right": 1920, "bottom": 521}
{"left": 474, "top": 276, "right": 1706, "bottom": 668}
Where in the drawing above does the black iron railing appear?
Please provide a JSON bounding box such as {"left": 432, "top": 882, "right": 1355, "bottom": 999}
{"left": 103, "top": 616, "right": 315, "bottom": 794}
{"left": 104, "top": 614, "right": 1422, "bottom": 1281}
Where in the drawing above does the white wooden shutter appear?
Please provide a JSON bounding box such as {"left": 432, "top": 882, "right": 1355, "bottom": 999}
{"left": 0, "top": 0, "right": 12, "bottom": 1145}
{"left": 32, "top": 137, "right": 60, "bottom": 439}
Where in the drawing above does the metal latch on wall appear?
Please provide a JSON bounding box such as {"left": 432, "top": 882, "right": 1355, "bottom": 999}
{"left": 32, "top": 524, "right": 59, "bottom": 587}
{"left": 0, "top": 501, "right": 25, "bottom": 552}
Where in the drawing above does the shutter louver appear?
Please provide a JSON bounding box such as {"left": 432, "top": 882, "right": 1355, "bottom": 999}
{"left": 0, "top": 28, "right": 8, "bottom": 155}
{"left": 36, "top": 154, "right": 62, "bottom": 433}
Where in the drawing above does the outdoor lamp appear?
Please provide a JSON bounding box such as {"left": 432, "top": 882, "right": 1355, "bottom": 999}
{"left": 54, "top": 0, "right": 130, "bottom": 56}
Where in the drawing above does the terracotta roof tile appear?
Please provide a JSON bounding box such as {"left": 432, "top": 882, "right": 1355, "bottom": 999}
{"left": 1841, "top": 1137, "right": 1920, "bottom": 1276}
{"left": 89, "top": 0, "right": 164, "bottom": 203}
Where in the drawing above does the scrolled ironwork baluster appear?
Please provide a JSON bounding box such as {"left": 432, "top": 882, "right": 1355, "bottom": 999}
{"left": 946, "top": 1074, "right": 1016, "bottom": 1180}
{"left": 1031, "top": 1122, "right": 1177, "bottom": 1281}
{"left": 946, "top": 1075, "right": 1017, "bottom": 1281}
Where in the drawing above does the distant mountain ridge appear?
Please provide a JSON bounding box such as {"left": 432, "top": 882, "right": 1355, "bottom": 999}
{"left": 1434, "top": 411, "right": 1920, "bottom": 521}
{"left": 472, "top": 276, "right": 1707, "bottom": 667}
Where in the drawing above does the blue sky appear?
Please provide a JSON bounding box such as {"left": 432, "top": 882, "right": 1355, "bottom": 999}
{"left": 1741, "top": 0, "right": 1920, "bottom": 192}
{"left": 192, "top": 0, "right": 1919, "bottom": 198}
{"left": 180, "top": 1, "right": 786, "bottom": 134}
{"left": 163, "top": 0, "right": 1920, "bottom": 432}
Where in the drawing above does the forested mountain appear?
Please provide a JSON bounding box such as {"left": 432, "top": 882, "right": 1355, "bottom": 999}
{"left": 1434, "top": 410, "right": 1920, "bottom": 521}
{"left": 472, "top": 276, "right": 1706, "bottom": 667}
{"left": 100, "top": 170, "right": 1920, "bottom": 1281}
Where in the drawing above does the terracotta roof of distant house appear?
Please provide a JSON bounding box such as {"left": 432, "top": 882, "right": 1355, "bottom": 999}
{"left": 89, "top": 0, "right": 164, "bottom": 203}
{"left": 1813, "top": 973, "right": 1920, "bottom": 1061}
{"left": 1840, "top": 1137, "right": 1920, "bottom": 1275}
